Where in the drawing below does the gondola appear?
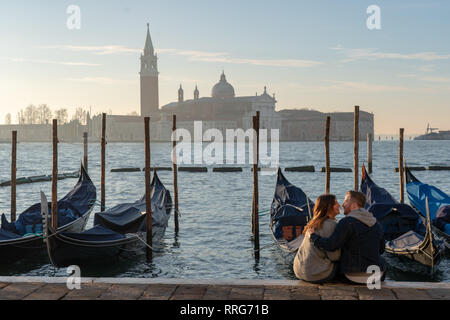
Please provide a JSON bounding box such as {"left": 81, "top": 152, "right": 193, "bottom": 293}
{"left": 360, "top": 164, "right": 444, "bottom": 273}
{"left": 44, "top": 171, "right": 172, "bottom": 268}
{"left": 0, "top": 164, "right": 96, "bottom": 263}
{"left": 405, "top": 166, "right": 450, "bottom": 249}
{"left": 269, "top": 168, "right": 313, "bottom": 265}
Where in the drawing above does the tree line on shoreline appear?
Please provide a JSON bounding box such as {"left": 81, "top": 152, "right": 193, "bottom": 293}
{"left": 3, "top": 105, "right": 88, "bottom": 125}
{"left": 3, "top": 105, "right": 135, "bottom": 126}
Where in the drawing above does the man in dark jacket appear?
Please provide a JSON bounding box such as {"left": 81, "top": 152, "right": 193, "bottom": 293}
{"left": 309, "top": 191, "right": 386, "bottom": 284}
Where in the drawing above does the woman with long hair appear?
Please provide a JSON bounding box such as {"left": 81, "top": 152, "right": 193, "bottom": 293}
{"left": 293, "top": 194, "right": 341, "bottom": 283}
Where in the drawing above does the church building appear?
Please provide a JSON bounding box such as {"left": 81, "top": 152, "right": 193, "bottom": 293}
{"left": 88, "top": 24, "right": 374, "bottom": 142}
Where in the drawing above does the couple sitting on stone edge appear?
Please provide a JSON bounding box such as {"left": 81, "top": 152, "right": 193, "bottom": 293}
{"left": 293, "top": 191, "right": 387, "bottom": 284}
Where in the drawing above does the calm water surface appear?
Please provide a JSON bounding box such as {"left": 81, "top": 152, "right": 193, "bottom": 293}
{"left": 0, "top": 140, "right": 448, "bottom": 282}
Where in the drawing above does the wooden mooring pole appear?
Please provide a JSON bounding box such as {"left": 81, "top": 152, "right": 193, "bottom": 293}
{"left": 144, "top": 117, "right": 152, "bottom": 260}
{"left": 52, "top": 120, "right": 58, "bottom": 229}
{"left": 252, "top": 112, "right": 260, "bottom": 236}
{"left": 83, "top": 132, "right": 88, "bottom": 173}
{"left": 353, "top": 106, "right": 360, "bottom": 191}
{"left": 172, "top": 115, "right": 179, "bottom": 234}
{"left": 252, "top": 112, "right": 260, "bottom": 259}
{"left": 324, "top": 116, "right": 331, "bottom": 194}
{"left": 367, "top": 132, "right": 373, "bottom": 174}
{"left": 101, "top": 113, "right": 106, "bottom": 212}
{"left": 399, "top": 128, "right": 405, "bottom": 203}
{"left": 11, "top": 131, "right": 17, "bottom": 222}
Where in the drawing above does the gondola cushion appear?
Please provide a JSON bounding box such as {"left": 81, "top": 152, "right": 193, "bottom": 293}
{"left": 272, "top": 206, "right": 309, "bottom": 239}
{"left": 62, "top": 225, "right": 126, "bottom": 241}
{"left": 3, "top": 201, "right": 82, "bottom": 236}
{"left": 282, "top": 226, "right": 303, "bottom": 241}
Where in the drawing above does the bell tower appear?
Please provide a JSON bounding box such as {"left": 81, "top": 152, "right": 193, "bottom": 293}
{"left": 140, "top": 23, "right": 159, "bottom": 116}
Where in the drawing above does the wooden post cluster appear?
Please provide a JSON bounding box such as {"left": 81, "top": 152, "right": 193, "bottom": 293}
{"left": 101, "top": 113, "right": 106, "bottom": 212}
{"left": 52, "top": 120, "right": 58, "bottom": 229}
{"left": 353, "top": 106, "right": 360, "bottom": 191}
{"left": 367, "top": 133, "right": 373, "bottom": 174}
{"left": 252, "top": 111, "right": 260, "bottom": 259}
{"left": 324, "top": 116, "right": 331, "bottom": 194}
{"left": 172, "top": 115, "right": 179, "bottom": 234}
{"left": 144, "top": 117, "right": 152, "bottom": 261}
{"left": 399, "top": 128, "right": 405, "bottom": 203}
{"left": 83, "top": 132, "right": 88, "bottom": 173}
{"left": 11, "top": 131, "right": 17, "bottom": 222}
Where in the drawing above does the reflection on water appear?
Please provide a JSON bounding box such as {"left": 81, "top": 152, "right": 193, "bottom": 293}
{"left": 0, "top": 141, "right": 448, "bottom": 282}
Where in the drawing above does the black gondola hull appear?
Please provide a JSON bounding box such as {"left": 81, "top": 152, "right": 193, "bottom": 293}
{"left": 45, "top": 171, "right": 172, "bottom": 268}
{"left": 46, "top": 226, "right": 166, "bottom": 268}
{"left": 0, "top": 165, "right": 96, "bottom": 264}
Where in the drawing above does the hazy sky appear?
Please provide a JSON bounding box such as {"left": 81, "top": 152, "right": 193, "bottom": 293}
{"left": 1, "top": 0, "right": 449, "bottom": 134}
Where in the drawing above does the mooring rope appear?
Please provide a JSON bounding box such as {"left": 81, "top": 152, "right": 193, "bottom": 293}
{"left": 23, "top": 232, "right": 45, "bottom": 239}
{"left": 90, "top": 199, "right": 106, "bottom": 210}
{"left": 129, "top": 234, "right": 154, "bottom": 251}
{"left": 258, "top": 208, "right": 271, "bottom": 216}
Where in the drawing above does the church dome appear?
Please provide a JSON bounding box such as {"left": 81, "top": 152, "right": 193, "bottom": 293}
{"left": 211, "top": 72, "right": 235, "bottom": 98}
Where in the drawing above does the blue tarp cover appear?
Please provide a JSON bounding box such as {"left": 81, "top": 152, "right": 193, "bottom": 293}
{"left": 361, "top": 166, "right": 426, "bottom": 242}
{"left": 94, "top": 172, "right": 172, "bottom": 234}
{"left": 270, "top": 169, "right": 313, "bottom": 239}
{"left": 367, "top": 203, "right": 419, "bottom": 221}
{"left": 405, "top": 170, "right": 450, "bottom": 235}
{"left": 406, "top": 181, "right": 450, "bottom": 221}
{"left": 62, "top": 225, "right": 126, "bottom": 242}
{"left": 1, "top": 165, "right": 96, "bottom": 237}
{"left": 360, "top": 169, "right": 397, "bottom": 208}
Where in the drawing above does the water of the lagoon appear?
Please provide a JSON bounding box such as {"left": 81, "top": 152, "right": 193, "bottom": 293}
{"left": 0, "top": 140, "right": 448, "bottom": 282}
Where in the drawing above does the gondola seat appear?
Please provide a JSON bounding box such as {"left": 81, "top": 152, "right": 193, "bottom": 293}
{"left": 273, "top": 208, "right": 309, "bottom": 241}
{"left": 1, "top": 200, "right": 82, "bottom": 236}
{"left": 281, "top": 226, "right": 303, "bottom": 242}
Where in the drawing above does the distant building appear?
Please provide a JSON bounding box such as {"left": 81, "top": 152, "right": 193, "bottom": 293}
{"left": 156, "top": 70, "right": 373, "bottom": 141}
{"left": 277, "top": 109, "right": 374, "bottom": 141}
{"left": 159, "top": 73, "right": 282, "bottom": 137}
{"left": 0, "top": 24, "right": 374, "bottom": 143}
